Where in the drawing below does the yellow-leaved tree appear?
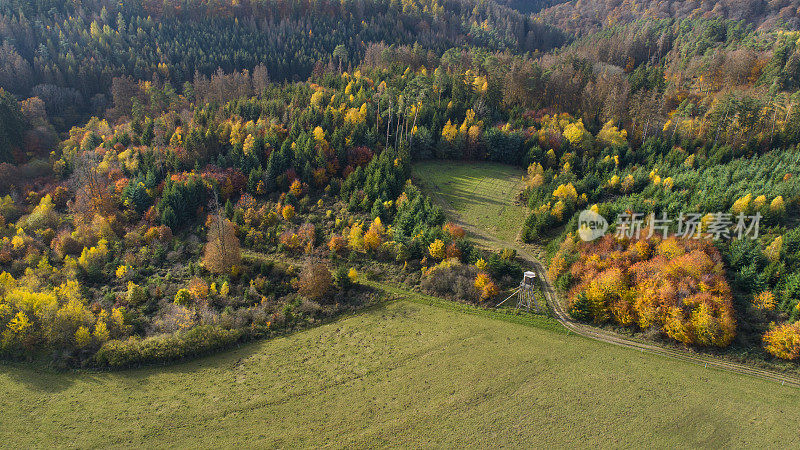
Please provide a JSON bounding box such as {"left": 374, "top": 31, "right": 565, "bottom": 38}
{"left": 553, "top": 183, "right": 578, "bottom": 203}
{"left": 770, "top": 196, "right": 786, "bottom": 216}
{"left": 731, "top": 193, "right": 752, "bottom": 214}
{"left": 597, "top": 121, "right": 628, "bottom": 147}
{"left": 348, "top": 223, "right": 365, "bottom": 252}
{"left": 281, "top": 204, "right": 295, "bottom": 221}
{"left": 363, "top": 218, "right": 386, "bottom": 252}
{"left": 763, "top": 322, "right": 800, "bottom": 360}
{"left": 441, "top": 119, "right": 459, "bottom": 143}
{"left": 75, "top": 326, "right": 92, "bottom": 348}
{"left": 764, "top": 236, "right": 783, "bottom": 263}
{"left": 428, "top": 239, "right": 445, "bottom": 260}
{"left": 562, "top": 120, "right": 592, "bottom": 151}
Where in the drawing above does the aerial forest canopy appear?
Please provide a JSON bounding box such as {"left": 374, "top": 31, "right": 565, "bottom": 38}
{"left": 1, "top": 0, "right": 800, "bottom": 368}
{"left": 536, "top": 0, "right": 800, "bottom": 36}
{"left": 0, "top": 0, "right": 564, "bottom": 131}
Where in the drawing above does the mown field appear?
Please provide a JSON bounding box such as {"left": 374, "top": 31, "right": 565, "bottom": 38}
{"left": 413, "top": 161, "right": 529, "bottom": 243}
{"left": 2, "top": 298, "right": 799, "bottom": 447}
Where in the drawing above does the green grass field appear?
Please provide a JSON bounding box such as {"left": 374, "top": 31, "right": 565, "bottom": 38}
{"left": 413, "top": 161, "right": 529, "bottom": 243}
{"left": 2, "top": 298, "right": 800, "bottom": 447}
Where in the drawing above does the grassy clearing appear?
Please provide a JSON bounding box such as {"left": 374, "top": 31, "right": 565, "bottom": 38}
{"left": 2, "top": 299, "right": 800, "bottom": 448}
{"left": 413, "top": 161, "right": 528, "bottom": 243}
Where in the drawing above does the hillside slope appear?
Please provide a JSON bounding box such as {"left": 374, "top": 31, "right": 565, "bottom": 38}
{"left": 0, "top": 0, "right": 565, "bottom": 130}
{"left": 538, "top": 0, "right": 800, "bottom": 35}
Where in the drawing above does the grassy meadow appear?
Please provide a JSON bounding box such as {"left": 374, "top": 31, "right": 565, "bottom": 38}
{"left": 2, "top": 298, "right": 799, "bottom": 447}
{"left": 413, "top": 161, "right": 529, "bottom": 243}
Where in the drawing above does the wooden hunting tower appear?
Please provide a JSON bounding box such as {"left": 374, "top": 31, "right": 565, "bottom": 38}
{"left": 496, "top": 270, "right": 542, "bottom": 312}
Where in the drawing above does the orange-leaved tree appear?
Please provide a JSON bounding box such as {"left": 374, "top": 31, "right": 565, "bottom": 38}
{"left": 203, "top": 214, "right": 241, "bottom": 274}
{"left": 298, "top": 262, "right": 333, "bottom": 302}
{"left": 561, "top": 234, "right": 736, "bottom": 347}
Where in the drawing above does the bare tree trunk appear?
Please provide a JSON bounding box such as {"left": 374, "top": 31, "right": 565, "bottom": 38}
{"left": 212, "top": 191, "right": 225, "bottom": 262}
{"left": 770, "top": 100, "right": 778, "bottom": 146}
{"left": 394, "top": 112, "right": 401, "bottom": 148}
{"left": 671, "top": 111, "right": 681, "bottom": 142}
{"left": 385, "top": 100, "right": 392, "bottom": 148}
{"left": 411, "top": 106, "right": 419, "bottom": 138}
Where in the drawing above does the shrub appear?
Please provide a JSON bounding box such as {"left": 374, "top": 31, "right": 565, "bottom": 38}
{"left": 428, "top": 239, "right": 445, "bottom": 260}
{"left": 77, "top": 239, "right": 109, "bottom": 278}
{"left": 188, "top": 277, "right": 209, "bottom": 301}
{"left": 93, "top": 321, "right": 110, "bottom": 343}
{"left": 75, "top": 326, "right": 92, "bottom": 348}
{"left": 125, "top": 282, "right": 147, "bottom": 306}
{"left": 115, "top": 265, "right": 129, "bottom": 279}
{"left": 279, "top": 231, "right": 302, "bottom": 252}
{"left": 443, "top": 222, "right": 465, "bottom": 239}
{"left": 298, "top": 262, "right": 333, "bottom": 302}
{"left": 94, "top": 325, "right": 242, "bottom": 368}
{"left": 328, "top": 235, "right": 348, "bottom": 255}
{"left": 445, "top": 242, "right": 462, "bottom": 260}
{"left": 474, "top": 273, "right": 498, "bottom": 302}
{"left": 21, "top": 195, "right": 58, "bottom": 231}
{"left": 281, "top": 204, "right": 295, "bottom": 221}
{"left": 51, "top": 230, "right": 83, "bottom": 258}
{"left": 421, "top": 261, "right": 480, "bottom": 303}
{"left": 333, "top": 266, "right": 353, "bottom": 290}
{"left": 174, "top": 289, "right": 193, "bottom": 307}
{"left": 499, "top": 248, "right": 516, "bottom": 261}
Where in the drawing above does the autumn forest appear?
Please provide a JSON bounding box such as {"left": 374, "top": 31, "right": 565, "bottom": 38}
{"left": 0, "top": 0, "right": 799, "bottom": 372}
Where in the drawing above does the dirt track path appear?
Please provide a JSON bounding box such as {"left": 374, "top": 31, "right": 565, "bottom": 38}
{"left": 424, "top": 173, "right": 800, "bottom": 388}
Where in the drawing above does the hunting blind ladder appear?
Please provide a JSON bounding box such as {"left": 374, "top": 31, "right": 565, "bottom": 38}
{"left": 496, "top": 271, "right": 542, "bottom": 312}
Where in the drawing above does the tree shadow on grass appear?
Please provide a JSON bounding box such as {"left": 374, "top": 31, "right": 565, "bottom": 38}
{"left": 0, "top": 360, "right": 81, "bottom": 393}
{"left": 0, "top": 320, "right": 282, "bottom": 393}
{"left": 0, "top": 286, "right": 392, "bottom": 394}
{"left": 0, "top": 330, "right": 302, "bottom": 395}
{"left": 436, "top": 185, "right": 510, "bottom": 209}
